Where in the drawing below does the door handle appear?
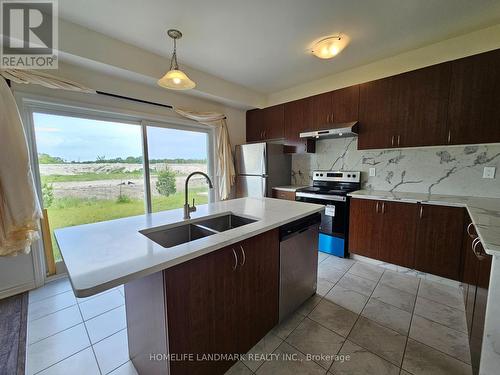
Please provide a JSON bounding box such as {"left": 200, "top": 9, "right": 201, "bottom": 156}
{"left": 239, "top": 244, "right": 246, "bottom": 266}
{"left": 472, "top": 238, "right": 486, "bottom": 260}
{"left": 381, "top": 202, "right": 386, "bottom": 214}
{"left": 376, "top": 201, "right": 380, "bottom": 213}
{"left": 419, "top": 205, "right": 423, "bottom": 219}
{"left": 467, "top": 223, "right": 476, "bottom": 239}
{"left": 232, "top": 248, "right": 238, "bottom": 271}
{"left": 391, "top": 135, "right": 395, "bottom": 147}
{"left": 447, "top": 130, "right": 451, "bottom": 144}
{"left": 397, "top": 135, "right": 401, "bottom": 147}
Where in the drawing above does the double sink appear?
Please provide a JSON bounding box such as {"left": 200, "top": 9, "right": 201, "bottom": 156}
{"left": 140, "top": 213, "right": 257, "bottom": 248}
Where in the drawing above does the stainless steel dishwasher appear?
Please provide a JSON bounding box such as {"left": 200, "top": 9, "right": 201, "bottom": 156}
{"left": 279, "top": 213, "right": 321, "bottom": 321}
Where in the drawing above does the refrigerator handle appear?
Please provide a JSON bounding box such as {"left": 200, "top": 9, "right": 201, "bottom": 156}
{"left": 262, "top": 143, "right": 267, "bottom": 175}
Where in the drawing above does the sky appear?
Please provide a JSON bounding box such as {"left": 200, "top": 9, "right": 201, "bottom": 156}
{"left": 33, "top": 113, "right": 208, "bottom": 162}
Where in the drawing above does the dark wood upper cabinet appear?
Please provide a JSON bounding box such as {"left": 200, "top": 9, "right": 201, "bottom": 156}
{"left": 395, "top": 63, "right": 451, "bottom": 148}
{"left": 284, "top": 97, "right": 315, "bottom": 153}
{"left": 377, "top": 201, "right": 418, "bottom": 269}
{"left": 246, "top": 104, "right": 284, "bottom": 142}
{"left": 414, "top": 204, "right": 465, "bottom": 281}
{"left": 358, "top": 77, "right": 398, "bottom": 149}
{"left": 447, "top": 49, "right": 500, "bottom": 145}
{"left": 332, "top": 85, "right": 359, "bottom": 123}
{"left": 311, "top": 91, "right": 333, "bottom": 130}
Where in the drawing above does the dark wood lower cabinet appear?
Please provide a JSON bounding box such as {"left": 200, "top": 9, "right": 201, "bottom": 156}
{"left": 377, "top": 201, "right": 418, "bottom": 269}
{"left": 165, "top": 229, "right": 279, "bottom": 375}
{"left": 414, "top": 204, "right": 465, "bottom": 281}
{"left": 349, "top": 199, "right": 417, "bottom": 268}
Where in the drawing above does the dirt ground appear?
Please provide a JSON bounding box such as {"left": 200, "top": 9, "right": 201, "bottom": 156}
{"left": 40, "top": 163, "right": 208, "bottom": 200}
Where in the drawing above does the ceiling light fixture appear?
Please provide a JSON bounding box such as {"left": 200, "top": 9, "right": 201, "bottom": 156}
{"left": 158, "top": 29, "right": 196, "bottom": 90}
{"left": 311, "top": 34, "right": 350, "bottom": 59}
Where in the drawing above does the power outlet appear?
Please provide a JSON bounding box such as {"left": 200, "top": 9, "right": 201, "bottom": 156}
{"left": 483, "top": 166, "right": 496, "bottom": 179}
{"left": 369, "top": 168, "right": 376, "bottom": 177}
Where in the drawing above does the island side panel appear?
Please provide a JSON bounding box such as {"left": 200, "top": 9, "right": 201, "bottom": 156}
{"left": 125, "top": 272, "right": 169, "bottom": 375}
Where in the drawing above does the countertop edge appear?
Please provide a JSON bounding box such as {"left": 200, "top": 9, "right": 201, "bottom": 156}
{"left": 348, "top": 190, "right": 500, "bottom": 255}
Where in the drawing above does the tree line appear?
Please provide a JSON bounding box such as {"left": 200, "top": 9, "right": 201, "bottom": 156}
{"left": 38, "top": 153, "right": 206, "bottom": 165}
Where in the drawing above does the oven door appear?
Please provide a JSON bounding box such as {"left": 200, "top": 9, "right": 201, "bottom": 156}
{"left": 295, "top": 193, "right": 347, "bottom": 237}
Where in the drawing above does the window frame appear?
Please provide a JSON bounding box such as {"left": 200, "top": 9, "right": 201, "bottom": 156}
{"left": 16, "top": 92, "right": 216, "bottom": 278}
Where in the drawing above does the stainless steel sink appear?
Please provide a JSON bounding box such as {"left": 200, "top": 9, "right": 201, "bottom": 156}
{"left": 195, "top": 214, "right": 257, "bottom": 232}
{"left": 139, "top": 213, "right": 257, "bottom": 248}
{"left": 140, "top": 223, "right": 217, "bottom": 248}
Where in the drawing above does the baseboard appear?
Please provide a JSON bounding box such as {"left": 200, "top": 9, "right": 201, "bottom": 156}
{"left": 0, "top": 281, "right": 35, "bottom": 300}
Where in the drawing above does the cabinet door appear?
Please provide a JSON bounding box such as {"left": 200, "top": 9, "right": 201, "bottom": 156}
{"left": 395, "top": 63, "right": 451, "bottom": 147}
{"left": 348, "top": 199, "right": 381, "bottom": 258}
{"left": 246, "top": 109, "right": 264, "bottom": 142}
{"left": 237, "top": 229, "right": 279, "bottom": 352}
{"left": 414, "top": 205, "right": 465, "bottom": 280}
{"left": 284, "top": 97, "right": 315, "bottom": 153}
{"left": 378, "top": 201, "right": 418, "bottom": 268}
{"left": 332, "top": 85, "right": 359, "bottom": 123}
{"left": 448, "top": 49, "right": 500, "bottom": 145}
{"left": 261, "top": 104, "right": 284, "bottom": 140}
{"left": 165, "top": 246, "right": 237, "bottom": 375}
{"left": 311, "top": 92, "right": 334, "bottom": 130}
{"left": 358, "top": 77, "right": 398, "bottom": 149}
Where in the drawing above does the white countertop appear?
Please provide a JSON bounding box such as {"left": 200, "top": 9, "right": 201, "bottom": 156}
{"left": 349, "top": 190, "right": 500, "bottom": 255}
{"left": 55, "top": 197, "right": 324, "bottom": 297}
{"left": 272, "top": 185, "right": 309, "bottom": 192}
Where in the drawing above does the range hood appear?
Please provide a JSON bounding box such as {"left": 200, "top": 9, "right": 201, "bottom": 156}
{"left": 300, "top": 121, "right": 358, "bottom": 139}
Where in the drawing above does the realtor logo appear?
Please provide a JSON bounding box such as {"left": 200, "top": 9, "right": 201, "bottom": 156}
{"left": 1, "top": 0, "right": 58, "bottom": 68}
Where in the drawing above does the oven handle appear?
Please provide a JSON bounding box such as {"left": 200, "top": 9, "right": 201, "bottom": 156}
{"left": 295, "top": 192, "right": 347, "bottom": 202}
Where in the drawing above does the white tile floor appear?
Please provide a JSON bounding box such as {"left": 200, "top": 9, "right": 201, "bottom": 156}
{"left": 26, "top": 254, "right": 472, "bottom": 375}
{"left": 26, "top": 279, "right": 135, "bottom": 375}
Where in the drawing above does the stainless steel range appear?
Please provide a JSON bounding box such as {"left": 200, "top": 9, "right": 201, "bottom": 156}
{"left": 295, "top": 171, "right": 361, "bottom": 258}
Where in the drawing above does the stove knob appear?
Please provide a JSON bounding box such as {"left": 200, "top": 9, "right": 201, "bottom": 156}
{"left": 347, "top": 174, "right": 351, "bottom": 178}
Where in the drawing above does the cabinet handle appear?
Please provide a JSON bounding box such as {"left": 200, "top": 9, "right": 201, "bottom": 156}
{"left": 381, "top": 202, "right": 386, "bottom": 214}
{"left": 447, "top": 130, "right": 451, "bottom": 144}
{"left": 239, "top": 244, "right": 246, "bottom": 266}
{"left": 467, "top": 223, "right": 477, "bottom": 239}
{"left": 391, "top": 135, "right": 395, "bottom": 147}
{"left": 397, "top": 135, "right": 401, "bottom": 147}
{"left": 472, "top": 238, "right": 486, "bottom": 260}
{"left": 376, "top": 201, "right": 380, "bottom": 213}
{"left": 232, "top": 248, "right": 238, "bottom": 271}
{"left": 419, "top": 205, "right": 424, "bottom": 219}
{"left": 331, "top": 113, "right": 334, "bottom": 123}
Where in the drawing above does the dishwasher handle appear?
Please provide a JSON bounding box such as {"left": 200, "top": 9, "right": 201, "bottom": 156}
{"left": 279, "top": 213, "right": 321, "bottom": 242}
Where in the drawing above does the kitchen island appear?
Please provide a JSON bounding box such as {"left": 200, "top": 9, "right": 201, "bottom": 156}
{"left": 55, "top": 197, "right": 324, "bottom": 375}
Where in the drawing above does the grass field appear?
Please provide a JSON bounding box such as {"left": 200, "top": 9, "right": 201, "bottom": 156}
{"left": 41, "top": 171, "right": 146, "bottom": 183}
{"left": 48, "top": 187, "right": 208, "bottom": 261}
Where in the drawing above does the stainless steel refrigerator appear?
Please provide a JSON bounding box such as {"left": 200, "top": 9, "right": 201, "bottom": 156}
{"left": 235, "top": 143, "right": 291, "bottom": 198}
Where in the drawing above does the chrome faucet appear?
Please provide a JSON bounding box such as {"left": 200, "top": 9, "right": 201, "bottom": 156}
{"left": 184, "top": 171, "right": 214, "bottom": 220}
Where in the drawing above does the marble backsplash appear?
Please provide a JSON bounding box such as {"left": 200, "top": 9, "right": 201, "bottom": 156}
{"left": 291, "top": 138, "right": 500, "bottom": 198}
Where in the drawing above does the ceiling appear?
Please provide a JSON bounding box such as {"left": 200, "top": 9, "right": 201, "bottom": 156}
{"left": 58, "top": 0, "right": 500, "bottom": 94}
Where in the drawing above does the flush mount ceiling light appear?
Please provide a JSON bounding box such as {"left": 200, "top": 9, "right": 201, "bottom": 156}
{"left": 158, "top": 29, "right": 196, "bottom": 90}
{"left": 311, "top": 34, "right": 350, "bottom": 59}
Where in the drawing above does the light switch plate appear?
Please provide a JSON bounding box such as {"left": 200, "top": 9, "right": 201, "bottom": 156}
{"left": 483, "top": 166, "right": 496, "bottom": 179}
{"left": 369, "top": 168, "right": 376, "bottom": 177}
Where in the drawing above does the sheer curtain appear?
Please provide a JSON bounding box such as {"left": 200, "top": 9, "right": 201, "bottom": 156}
{"left": 0, "top": 69, "right": 95, "bottom": 93}
{"left": 0, "top": 78, "right": 42, "bottom": 256}
{"left": 174, "top": 108, "right": 235, "bottom": 200}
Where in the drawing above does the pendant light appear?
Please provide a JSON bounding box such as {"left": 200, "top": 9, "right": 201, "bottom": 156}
{"left": 158, "top": 29, "right": 196, "bottom": 90}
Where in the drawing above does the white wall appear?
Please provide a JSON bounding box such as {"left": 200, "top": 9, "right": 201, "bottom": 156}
{"left": 267, "top": 23, "right": 500, "bottom": 106}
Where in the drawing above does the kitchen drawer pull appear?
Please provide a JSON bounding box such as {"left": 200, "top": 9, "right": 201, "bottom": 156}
{"left": 397, "top": 135, "right": 401, "bottom": 147}
{"left": 467, "top": 223, "right": 477, "bottom": 239}
{"left": 419, "top": 206, "right": 424, "bottom": 219}
{"left": 232, "top": 248, "right": 238, "bottom": 270}
{"left": 376, "top": 201, "right": 380, "bottom": 213}
{"left": 381, "top": 202, "right": 386, "bottom": 214}
{"left": 472, "top": 238, "right": 487, "bottom": 260}
{"left": 391, "top": 135, "right": 395, "bottom": 147}
{"left": 239, "top": 244, "right": 246, "bottom": 266}
{"left": 447, "top": 130, "right": 452, "bottom": 144}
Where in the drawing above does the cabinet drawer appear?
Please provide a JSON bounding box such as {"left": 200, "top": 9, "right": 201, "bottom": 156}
{"left": 272, "top": 189, "right": 296, "bottom": 201}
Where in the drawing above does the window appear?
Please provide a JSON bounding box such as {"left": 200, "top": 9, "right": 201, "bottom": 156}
{"left": 25, "top": 102, "right": 213, "bottom": 270}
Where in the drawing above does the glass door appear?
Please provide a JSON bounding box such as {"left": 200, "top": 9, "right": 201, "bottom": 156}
{"left": 146, "top": 125, "right": 211, "bottom": 213}
{"left": 31, "top": 112, "right": 145, "bottom": 267}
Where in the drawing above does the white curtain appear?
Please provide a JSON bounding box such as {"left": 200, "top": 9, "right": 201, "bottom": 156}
{"left": 0, "top": 78, "right": 43, "bottom": 256}
{"left": 0, "top": 69, "right": 95, "bottom": 93}
{"left": 174, "top": 108, "right": 235, "bottom": 200}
